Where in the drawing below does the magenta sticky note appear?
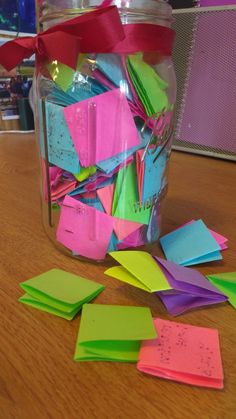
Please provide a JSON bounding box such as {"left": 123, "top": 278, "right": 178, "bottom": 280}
{"left": 114, "top": 219, "right": 142, "bottom": 242}
{"left": 56, "top": 195, "right": 115, "bottom": 260}
{"left": 137, "top": 318, "right": 224, "bottom": 389}
{"left": 63, "top": 89, "right": 140, "bottom": 167}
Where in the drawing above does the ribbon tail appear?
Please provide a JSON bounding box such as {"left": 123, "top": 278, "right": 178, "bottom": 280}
{"left": 0, "top": 37, "right": 35, "bottom": 71}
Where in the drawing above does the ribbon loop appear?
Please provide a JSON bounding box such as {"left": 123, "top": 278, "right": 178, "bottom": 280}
{"left": 0, "top": 6, "right": 175, "bottom": 72}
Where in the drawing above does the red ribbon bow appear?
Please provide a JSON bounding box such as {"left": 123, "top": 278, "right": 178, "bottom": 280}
{"left": 0, "top": 6, "right": 175, "bottom": 72}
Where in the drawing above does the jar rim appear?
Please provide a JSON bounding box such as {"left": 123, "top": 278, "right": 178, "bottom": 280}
{"left": 40, "top": 1, "right": 172, "bottom": 24}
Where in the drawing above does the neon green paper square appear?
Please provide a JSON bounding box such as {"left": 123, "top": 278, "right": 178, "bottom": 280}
{"left": 20, "top": 269, "right": 105, "bottom": 313}
{"left": 74, "top": 304, "right": 157, "bottom": 362}
{"left": 19, "top": 293, "right": 80, "bottom": 320}
{"left": 207, "top": 272, "right": 236, "bottom": 308}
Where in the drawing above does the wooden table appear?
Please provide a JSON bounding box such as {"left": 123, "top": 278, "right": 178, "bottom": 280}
{"left": 0, "top": 133, "right": 236, "bottom": 419}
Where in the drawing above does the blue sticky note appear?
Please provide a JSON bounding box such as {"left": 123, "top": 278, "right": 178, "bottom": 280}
{"left": 48, "top": 76, "right": 108, "bottom": 107}
{"left": 142, "top": 147, "right": 168, "bottom": 202}
{"left": 107, "top": 233, "right": 119, "bottom": 252}
{"left": 79, "top": 196, "right": 105, "bottom": 213}
{"left": 160, "top": 219, "right": 222, "bottom": 266}
{"left": 96, "top": 54, "right": 132, "bottom": 101}
{"left": 66, "top": 76, "right": 108, "bottom": 101}
{"left": 183, "top": 250, "right": 222, "bottom": 266}
{"left": 45, "top": 101, "right": 81, "bottom": 173}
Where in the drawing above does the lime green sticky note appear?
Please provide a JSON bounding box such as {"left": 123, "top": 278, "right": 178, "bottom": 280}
{"left": 74, "top": 304, "right": 157, "bottom": 362}
{"left": 207, "top": 272, "right": 236, "bottom": 309}
{"left": 109, "top": 251, "right": 172, "bottom": 292}
{"left": 127, "top": 54, "right": 168, "bottom": 117}
{"left": 74, "top": 166, "right": 96, "bottom": 182}
{"left": 112, "top": 161, "right": 151, "bottom": 224}
{"left": 19, "top": 293, "right": 80, "bottom": 320}
{"left": 105, "top": 266, "right": 150, "bottom": 292}
{"left": 19, "top": 269, "right": 105, "bottom": 316}
{"left": 47, "top": 54, "right": 86, "bottom": 92}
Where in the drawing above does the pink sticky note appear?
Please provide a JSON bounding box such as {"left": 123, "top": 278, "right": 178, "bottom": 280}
{"left": 56, "top": 195, "right": 115, "bottom": 260}
{"left": 114, "top": 219, "right": 142, "bottom": 242}
{"left": 63, "top": 89, "right": 140, "bottom": 167}
{"left": 97, "top": 184, "right": 114, "bottom": 215}
{"left": 117, "top": 225, "right": 146, "bottom": 250}
{"left": 136, "top": 149, "right": 145, "bottom": 201}
{"left": 51, "top": 180, "right": 77, "bottom": 201}
{"left": 178, "top": 220, "right": 228, "bottom": 251}
{"left": 137, "top": 318, "right": 224, "bottom": 389}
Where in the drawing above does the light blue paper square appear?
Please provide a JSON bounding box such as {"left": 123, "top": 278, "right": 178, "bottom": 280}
{"left": 142, "top": 147, "right": 167, "bottom": 202}
{"left": 160, "top": 219, "right": 221, "bottom": 266}
{"left": 45, "top": 101, "right": 81, "bottom": 173}
{"left": 182, "top": 250, "right": 222, "bottom": 266}
{"left": 96, "top": 54, "right": 132, "bottom": 101}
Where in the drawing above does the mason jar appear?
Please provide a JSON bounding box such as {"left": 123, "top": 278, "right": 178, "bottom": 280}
{"left": 34, "top": 0, "right": 176, "bottom": 262}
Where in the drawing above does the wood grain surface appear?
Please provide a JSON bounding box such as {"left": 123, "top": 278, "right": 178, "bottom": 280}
{"left": 0, "top": 133, "right": 236, "bottom": 419}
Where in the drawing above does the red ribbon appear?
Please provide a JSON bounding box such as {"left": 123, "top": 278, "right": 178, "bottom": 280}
{"left": 0, "top": 6, "right": 175, "bottom": 72}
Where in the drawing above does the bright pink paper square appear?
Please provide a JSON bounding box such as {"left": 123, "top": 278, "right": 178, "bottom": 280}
{"left": 63, "top": 89, "right": 140, "bottom": 167}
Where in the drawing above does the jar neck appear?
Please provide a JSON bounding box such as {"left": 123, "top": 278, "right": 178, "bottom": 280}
{"left": 40, "top": 1, "right": 172, "bottom": 29}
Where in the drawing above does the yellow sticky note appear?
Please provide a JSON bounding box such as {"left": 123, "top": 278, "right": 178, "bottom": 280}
{"left": 108, "top": 251, "right": 172, "bottom": 292}
{"left": 105, "top": 266, "right": 151, "bottom": 292}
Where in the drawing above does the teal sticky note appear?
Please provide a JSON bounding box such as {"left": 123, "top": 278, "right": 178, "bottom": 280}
{"left": 19, "top": 269, "right": 105, "bottom": 319}
{"left": 45, "top": 101, "right": 81, "bottom": 173}
{"left": 142, "top": 146, "right": 168, "bottom": 202}
{"left": 74, "top": 304, "right": 157, "bottom": 362}
{"left": 96, "top": 54, "right": 132, "bottom": 101}
{"left": 160, "top": 220, "right": 222, "bottom": 266}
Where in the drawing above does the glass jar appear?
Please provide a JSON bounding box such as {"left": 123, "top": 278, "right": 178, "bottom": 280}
{"left": 34, "top": 0, "right": 176, "bottom": 262}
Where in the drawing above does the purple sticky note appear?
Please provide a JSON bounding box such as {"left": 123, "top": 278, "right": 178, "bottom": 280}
{"left": 56, "top": 195, "right": 115, "bottom": 260}
{"left": 153, "top": 257, "right": 227, "bottom": 316}
{"left": 63, "top": 89, "right": 140, "bottom": 167}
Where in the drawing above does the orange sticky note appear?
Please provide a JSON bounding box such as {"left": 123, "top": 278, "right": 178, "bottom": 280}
{"left": 137, "top": 318, "right": 224, "bottom": 389}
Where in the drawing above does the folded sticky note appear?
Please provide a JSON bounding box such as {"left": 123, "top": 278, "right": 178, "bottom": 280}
{"left": 56, "top": 195, "right": 115, "bottom": 260}
{"left": 63, "top": 89, "right": 140, "bottom": 167}
{"left": 74, "top": 304, "right": 157, "bottom": 362}
{"left": 142, "top": 146, "right": 168, "bottom": 202}
{"left": 154, "top": 257, "right": 227, "bottom": 316}
{"left": 112, "top": 161, "right": 151, "bottom": 224}
{"left": 96, "top": 54, "right": 132, "bottom": 101}
{"left": 107, "top": 251, "right": 171, "bottom": 292}
{"left": 45, "top": 101, "right": 81, "bottom": 173}
{"left": 127, "top": 54, "right": 168, "bottom": 117}
{"left": 207, "top": 272, "right": 236, "bottom": 309}
{"left": 160, "top": 219, "right": 222, "bottom": 266}
{"left": 137, "top": 318, "right": 224, "bottom": 389}
{"left": 117, "top": 225, "right": 147, "bottom": 250}
{"left": 177, "top": 220, "right": 228, "bottom": 251}
{"left": 19, "top": 269, "right": 104, "bottom": 320}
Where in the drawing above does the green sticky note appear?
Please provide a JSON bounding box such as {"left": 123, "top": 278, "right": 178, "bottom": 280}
{"left": 19, "top": 293, "right": 80, "bottom": 320}
{"left": 105, "top": 266, "right": 150, "bottom": 292}
{"left": 19, "top": 269, "right": 105, "bottom": 317}
{"left": 74, "top": 304, "right": 157, "bottom": 362}
{"left": 74, "top": 166, "right": 96, "bottom": 182}
{"left": 207, "top": 272, "right": 236, "bottom": 309}
{"left": 47, "top": 54, "right": 86, "bottom": 92}
{"left": 127, "top": 54, "right": 168, "bottom": 116}
{"left": 108, "top": 251, "right": 172, "bottom": 292}
{"left": 112, "top": 161, "right": 151, "bottom": 224}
